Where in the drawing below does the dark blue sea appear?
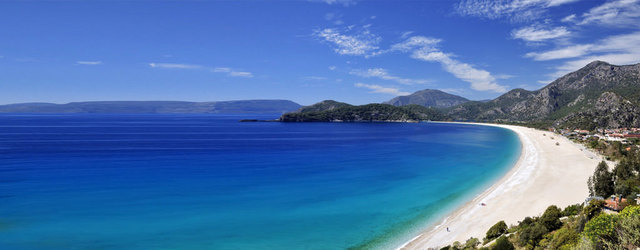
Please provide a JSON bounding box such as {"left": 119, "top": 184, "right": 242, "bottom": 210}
{"left": 0, "top": 114, "right": 520, "bottom": 249}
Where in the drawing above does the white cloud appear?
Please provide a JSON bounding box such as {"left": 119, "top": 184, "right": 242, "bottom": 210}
{"left": 561, "top": 14, "right": 577, "bottom": 22}
{"left": 400, "top": 31, "right": 414, "bottom": 39}
{"left": 411, "top": 49, "right": 507, "bottom": 92}
{"left": 213, "top": 67, "right": 253, "bottom": 78}
{"left": 314, "top": 26, "right": 508, "bottom": 93}
{"left": 349, "top": 68, "right": 430, "bottom": 85}
{"left": 388, "top": 36, "right": 507, "bottom": 93}
{"left": 316, "top": 0, "right": 357, "bottom": 6}
{"left": 390, "top": 36, "right": 441, "bottom": 52}
{"left": 149, "top": 63, "right": 202, "bottom": 69}
{"left": 511, "top": 25, "right": 571, "bottom": 42}
{"left": 149, "top": 63, "right": 253, "bottom": 77}
{"left": 229, "top": 71, "right": 254, "bottom": 78}
{"left": 495, "top": 74, "right": 515, "bottom": 79}
{"left": 328, "top": 65, "right": 337, "bottom": 71}
{"left": 315, "top": 27, "right": 381, "bottom": 56}
{"left": 525, "top": 44, "right": 592, "bottom": 60}
{"left": 354, "top": 83, "right": 410, "bottom": 96}
{"left": 578, "top": 0, "right": 640, "bottom": 26}
{"left": 213, "top": 67, "right": 232, "bottom": 72}
{"left": 325, "top": 12, "right": 344, "bottom": 25}
{"left": 302, "top": 76, "right": 328, "bottom": 81}
{"left": 76, "top": 61, "right": 102, "bottom": 65}
{"left": 456, "top": 0, "right": 579, "bottom": 22}
{"left": 529, "top": 31, "right": 640, "bottom": 78}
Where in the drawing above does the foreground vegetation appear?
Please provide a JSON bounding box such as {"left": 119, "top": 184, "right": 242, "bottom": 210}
{"left": 439, "top": 203, "right": 639, "bottom": 249}
{"left": 440, "top": 140, "right": 640, "bottom": 250}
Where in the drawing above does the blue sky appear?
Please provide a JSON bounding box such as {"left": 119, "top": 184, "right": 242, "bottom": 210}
{"left": 1, "top": 0, "right": 640, "bottom": 105}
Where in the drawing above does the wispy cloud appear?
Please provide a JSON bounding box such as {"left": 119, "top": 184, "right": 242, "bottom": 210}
{"left": 302, "top": 76, "right": 328, "bottom": 81}
{"left": 511, "top": 25, "right": 571, "bottom": 42}
{"left": 212, "top": 67, "right": 253, "bottom": 78}
{"left": 325, "top": 12, "right": 344, "bottom": 25}
{"left": 390, "top": 36, "right": 507, "bottom": 92}
{"left": 350, "top": 68, "right": 430, "bottom": 85}
{"left": 312, "top": 0, "right": 357, "bottom": 6}
{"left": 527, "top": 31, "right": 640, "bottom": 78}
{"left": 149, "top": 63, "right": 253, "bottom": 78}
{"left": 577, "top": 0, "right": 640, "bottom": 26}
{"left": 149, "top": 63, "right": 202, "bottom": 69}
{"left": 456, "top": 0, "right": 579, "bottom": 22}
{"left": 314, "top": 25, "right": 508, "bottom": 93}
{"left": 314, "top": 27, "right": 381, "bottom": 56}
{"left": 76, "top": 61, "right": 102, "bottom": 65}
{"left": 354, "top": 83, "right": 410, "bottom": 96}
{"left": 525, "top": 44, "right": 592, "bottom": 60}
{"left": 411, "top": 49, "right": 507, "bottom": 92}
{"left": 390, "top": 36, "right": 441, "bottom": 52}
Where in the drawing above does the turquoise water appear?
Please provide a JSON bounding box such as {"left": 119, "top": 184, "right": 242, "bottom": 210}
{"left": 0, "top": 114, "right": 520, "bottom": 249}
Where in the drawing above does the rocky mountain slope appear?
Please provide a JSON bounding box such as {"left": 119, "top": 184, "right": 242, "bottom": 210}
{"left": 448, "top": 61, "right": 640, "bottom": 129}
{"left": 385, "top": 89, "right": 469, "bottom": 108}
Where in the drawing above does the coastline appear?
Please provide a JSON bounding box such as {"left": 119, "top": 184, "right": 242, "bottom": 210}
{"left": 399, "top": 123, "right": 601, "bottom": 249}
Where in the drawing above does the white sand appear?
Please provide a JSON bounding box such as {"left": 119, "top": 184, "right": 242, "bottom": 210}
{"left": 399, "top": 123, "right": 601, "bottom": 249}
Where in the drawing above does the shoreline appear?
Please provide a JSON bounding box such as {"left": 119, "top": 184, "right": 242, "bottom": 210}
{"left": 399, "top": 123, "right": 601, "bottom": 249}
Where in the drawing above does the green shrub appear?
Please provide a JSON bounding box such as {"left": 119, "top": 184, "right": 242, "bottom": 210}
{"left": 492, "top": 236, "right": 514, "bottom": 250}
{"left": 582, "top": 199, "right": 605, "bottom": 220}
{"left": 463, "top": 237, "right": 480, "bottom": 249}
{"left": 518, "top": 222, "right": 547, "bottom": 248}
{"left": 548, "top": 226, "right": 579, "bottom": 249}
{"left": 582, "top": 213, "right": 619, "bottom": 247}
{"left": 614, "top": 205, "right": 640, "bottom": 249}
{"left": 486, "top": 221, "right": 508, "bottom": 241}
{"left": 540, "top": 205, "right": 563, "bottom": 231}
{"left": 562, "top": 203, "right": 582, "bottom": 217}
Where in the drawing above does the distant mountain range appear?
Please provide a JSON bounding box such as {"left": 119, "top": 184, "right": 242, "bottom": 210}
{"left": 384, "top": 89, "right": 469, "bottom": 108}
{"left": 282, "top": 61, "right": 640, "bottom": 129}
{"left": 0, "top": 100, "right": 302, "bottom": 114}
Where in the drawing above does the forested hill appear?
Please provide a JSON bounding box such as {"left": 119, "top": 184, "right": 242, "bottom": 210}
{"left": 279, "top": 101, "right": 446, "bottom": 122}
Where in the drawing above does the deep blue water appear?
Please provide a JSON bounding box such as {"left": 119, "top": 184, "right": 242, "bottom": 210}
{"left": 0, "top": 114, "right": 520, "bottom": 249}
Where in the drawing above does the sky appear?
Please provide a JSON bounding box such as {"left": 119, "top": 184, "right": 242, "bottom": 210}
{"left": 1, "top": 0, "right": 640, "bottom": 105}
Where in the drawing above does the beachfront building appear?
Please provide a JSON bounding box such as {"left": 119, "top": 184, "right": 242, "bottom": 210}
{"left": 604, "top": 195, "right": 627, "bottom": 211}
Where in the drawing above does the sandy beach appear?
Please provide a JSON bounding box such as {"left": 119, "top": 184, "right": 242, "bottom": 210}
{"left": 400, "top": 123, "right": 601, "bottom": 249}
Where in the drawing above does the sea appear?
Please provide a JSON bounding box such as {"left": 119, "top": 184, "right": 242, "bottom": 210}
{"left": 0, "top": 114, "right": 520, "bottom": 250}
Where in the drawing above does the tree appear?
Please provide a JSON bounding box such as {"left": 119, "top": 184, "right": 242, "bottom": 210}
{"left": 614, "top": 159, "right": 635, "bottom": 182}
{"left": 486, "top": 221, "right": 508, "bottom": 241}
{"left": 464, "top": 237, "right": 480, "bottom": 249}
{"left": 518, "top": 222, "right": 547, "bottom": 248}
{"left": 583, "top": 199, "right": 605, "bottom": 220}
{"left": 492, "top": 236, "right": 514, "bottom": 250}
{"left": 540, "top": 205, "right": 563, "bottom": 231}
{"left": 562, "top": 203, "right": 582, "bottom": 217}
{"left": 588, "top": 161, "right": 614, "bottom": 197}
